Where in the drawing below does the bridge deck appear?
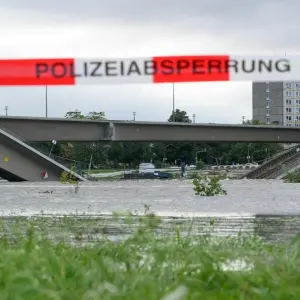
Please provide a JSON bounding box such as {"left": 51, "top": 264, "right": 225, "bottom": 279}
{"left": 0, "top": 116, "right": 299, "bottom": 142}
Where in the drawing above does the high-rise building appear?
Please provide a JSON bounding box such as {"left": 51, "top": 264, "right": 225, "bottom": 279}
{"left": 252, "top": 81, "right": 300, "bottom": 127}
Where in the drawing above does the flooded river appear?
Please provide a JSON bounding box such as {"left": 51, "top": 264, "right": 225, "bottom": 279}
{"left": 1, "top": 179, "right": 300, "bottom": 242}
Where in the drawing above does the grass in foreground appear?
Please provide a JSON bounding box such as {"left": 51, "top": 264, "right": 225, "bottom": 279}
{"left": 0, "top": 216, "right": 300, "bottom": 299}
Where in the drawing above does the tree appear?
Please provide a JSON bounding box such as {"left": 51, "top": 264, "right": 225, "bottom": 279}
{"left": 65, "top": 110, "right": 106, "bottom": 120}
{"left": 243, "top": 119, "right": 265, "bottom": 125}
{"left": 65, "top": 110, "right": 85, "bottom": 119}
{"left": 86, "top": 111, "right": 106, "bottom": 120}
{"left": 168, "top": 109, "right": 192, "bottom": 123}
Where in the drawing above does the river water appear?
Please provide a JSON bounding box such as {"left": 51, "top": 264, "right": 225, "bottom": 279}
{"left": 1, "top": 179, "right": 300, "bottom": 242}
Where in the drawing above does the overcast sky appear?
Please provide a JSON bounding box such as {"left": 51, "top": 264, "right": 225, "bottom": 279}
{"left": 0, "top": 0, "right": 298, "bottom": 123}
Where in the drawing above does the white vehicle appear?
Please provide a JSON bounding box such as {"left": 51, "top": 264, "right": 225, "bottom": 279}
{"left": 139, "top": 163, "right": 155, "bottom": 174}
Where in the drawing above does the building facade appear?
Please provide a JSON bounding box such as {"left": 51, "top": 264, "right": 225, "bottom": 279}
{"left": 252, "top": 81, "right": 300, "bottom": 127}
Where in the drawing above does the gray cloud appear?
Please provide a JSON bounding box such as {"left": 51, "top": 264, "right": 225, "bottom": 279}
{"left": 1, "top": 0, "right": 291, "bottom": 26}
{"left": 3, "top": 0, "right": 299, "bottom": 50}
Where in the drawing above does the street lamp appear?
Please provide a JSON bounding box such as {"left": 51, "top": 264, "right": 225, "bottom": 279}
{"left": 195, "top": 149, "right": 207, "bottom": 164}
{"left": 133, "top": 112, "right": 136, "bottom": 121}
{"left": 4, "top": 106, "right": 8, "bottom": 116}
{"left": 218, "top": 156, "right": 223, "bottom": 165}
{"left": 49, "top": 140, "right": 57, "bottom": 157}
{"left": 45, "top": 85, "right": 48, "bottom": 117}
{"left": 149, "top": 143, "right": 154, "bottom": 163}
{"left": 163, "top": 144, "right": 173, "bottom": 162}
{"left": 172, "top": 83, "right": 175, "bottom": 122}
{"left": 193, "top": 114, "right": 196, "bottom": 123}
{"left": 210, "top": 156, "right": 219, "bottom": 165}
{"left": 251, "top": 149, "right": 260, "bottom": 163}
{"left": 247, "top": 143, "right": 253, "bottom": 163}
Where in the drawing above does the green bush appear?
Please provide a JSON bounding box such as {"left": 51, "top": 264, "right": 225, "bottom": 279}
{"left": 284, "top": 170, "right": 300, "bottom": 183}
{"left": 60, "top": 165, "right": 78, "bottom": 184}
{"left": 189, "top": 172, "right": 200, "bottom": 179}
{"left": 193, "top": 174, "right": 227, "bottom": 196}
{"left": 196, "top": 160, "right": 204, "bottom": 170}
{"left": 60, "top": 165, "right": 79, "bottom": 193}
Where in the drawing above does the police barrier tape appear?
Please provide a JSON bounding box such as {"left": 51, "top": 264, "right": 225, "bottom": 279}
{"left": 0, "top": 55, "right": 297, "bottom": 85}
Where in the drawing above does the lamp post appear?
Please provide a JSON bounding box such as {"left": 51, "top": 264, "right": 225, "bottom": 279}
{"left": 49, "top": 140, "right": 57, "bottom": 157}
{"left": 219, "top": 156, "right": 223, "bottom": 165}
{"left": 4, "top": 106, "right": 8, "bottom": 116}
{"left": 195, "top": 149, "right": 207, "bottom": 164}
{"left": 172, "top": 83, "right": 175, "bottom": 122}
{"left": 133, "top": 111, "right": 136, "bottom": 121}
{"left": 45, "top": 85, "right": 48, "bottom": 118}
{"left": 247, "top": 143, "right": 253, "bottom": 163}
{"left": 251, "top": 149, "right": 260, "bottom": 163}
{"left": 163, "top": 144, "right": 173, "bottom": 163}
{"left": 193, "top": 114, "right": 195, "bottom": 123}
{"left": 210, "top": 156, "right": 219, "bottom": 165}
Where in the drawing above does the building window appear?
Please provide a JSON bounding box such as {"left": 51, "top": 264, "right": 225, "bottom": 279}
{"left": 286, "top": 107, "right": 292, "bottom": 113}
{"left": 266, "top": 100, "right": 270, "bottom": 108}
{"left": 266, "top": 117, "right": 270, "bottom": 124}
{"left": 296, "top": 92, "right": 300, "bottom": 97}
{"left": 286, "top": 99, "right": 292, "bottom": 105}
{"left": 286, "top": 116, "right": 292, "bottom": 121}
{"left": 286, "top": 91, "right": 292, "bottom": 96}
{"left": 296, "top": 100, "right": 299, "bottom": 104}
{"left": 266, "top": 109, "right": 270, "bottom": 116}
{"left": 286, "top": 83, "right": 292, "bottom": 88}
{"left": 265, "top": 91, "right": 269, "bottom": 99}
{"left": 297, "top": 108, "right": 300, "bottom": 113}
{"left": 296, "top": 83, "right": 300, "bottom": 88}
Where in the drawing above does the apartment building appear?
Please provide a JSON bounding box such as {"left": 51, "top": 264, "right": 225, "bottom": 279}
{"left": 252, "top": 81, "right": 300, "bottom": 126}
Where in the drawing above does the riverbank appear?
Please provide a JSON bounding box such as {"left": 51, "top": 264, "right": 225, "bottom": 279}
{"left": 1, "top": 217, "right": 300, "bottom": 299}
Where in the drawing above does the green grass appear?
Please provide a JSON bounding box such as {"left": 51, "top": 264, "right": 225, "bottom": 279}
{"left": 1, "top": 215, "right": 300, "bottom": 299}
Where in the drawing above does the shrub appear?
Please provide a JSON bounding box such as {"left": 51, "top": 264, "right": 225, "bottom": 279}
{"left": 60, "top": 165, "right": 80, "bottom": 193}
{"left": 196, "top": 160, "right": 204, "bottom": 170}
{"left": 189, "top": 172, "right": 200, "bottom": 179}
{"left": 284, "top": 169, "right": 300, "bottom": 183}
{"left": 193, "top": 174, "right": 227, "bottom": 196}
{"left": 60, "top": 165, "right": 78, "bottom": 184}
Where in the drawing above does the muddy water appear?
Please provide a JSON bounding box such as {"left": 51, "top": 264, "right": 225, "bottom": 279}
{"left": 1, "top": 179, "right": 300, "bottom": 242}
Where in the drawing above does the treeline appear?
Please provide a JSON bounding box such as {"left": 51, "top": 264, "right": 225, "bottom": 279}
{"left": 28, "top": 109, "right": 282, "bottom": 169}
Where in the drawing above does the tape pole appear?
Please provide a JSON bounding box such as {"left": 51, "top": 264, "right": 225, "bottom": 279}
{"left": 0, "top": 55, "right": 296, "bottom": 86}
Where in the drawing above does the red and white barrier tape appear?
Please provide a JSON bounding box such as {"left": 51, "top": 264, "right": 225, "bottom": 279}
{"left": 0, "top": 55, "right": 296, "bottom": 85}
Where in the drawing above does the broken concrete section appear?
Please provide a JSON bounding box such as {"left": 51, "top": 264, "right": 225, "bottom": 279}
{"left": 0, "top": 129, "right": 87, "bottom": 182}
